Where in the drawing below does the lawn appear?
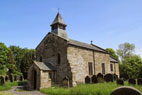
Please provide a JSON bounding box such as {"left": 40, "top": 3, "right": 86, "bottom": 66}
{"left": 0, "top": 80, "right": 27, "bottom": 91}
{"left": 0, "top": 81, "right": 18, "bottom": 91}
{"left": 0, "top": 93, "right": 14, "bottom": 95}
{"left": 40, "top": 82, "right": 142, "bottom": 95}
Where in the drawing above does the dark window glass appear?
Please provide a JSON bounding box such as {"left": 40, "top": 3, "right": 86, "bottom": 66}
{"left": 49, "top": 72, "right": 52, "bottom": 79}
{"left": 58, "top": 53, "right": 61, "bottom": 64}
{"left": 94, "top": 63, "right": 95, "bottom": 74}
{"left": 59, "top": 25, "right": 65, "bottom": 30}
{"left": 88, "top": 62, "right": 93, "bottom": 75}
{"left": 102, "top": 63, "right": 105, "bottom": 74}
{"left": 39, "top": 56, "right": 42, "bottom": 62}
{"left": 110, "top": 64, "right": 113, "bottom": 72}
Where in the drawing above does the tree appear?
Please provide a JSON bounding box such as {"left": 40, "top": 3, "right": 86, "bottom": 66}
{"left": 0, "top": 65, "right": 8, "bottom": 75}
{"left": 6, "top": 49, "right": 16, "bottom": 65}
{"left": 0, "top": 42, "right": 35, "bottom": 76}
{"left": 9, "top": 46, "right": 26, "bottom": 72}
{"left": 120, "top": 55, "right": 142, "bottom": 78}
{"left": 138, "top": 64, "right": 142, "bottom": 78}
{"left": 106, "top": 48, "right": 118, "bottom": 60}
{"left": 0, "top": 42, "right": 9, "bottom": 64}
{"left": 6, "top": 49, "right": 17, "bottom": 75}
{"left": 21, "top": 49, "right": 35, "bottom": 79}
{"left": 0, "top": 42, "right": 9, "bottom": 75}
{"left": 117, "top": 42, "right": 135, "bottom": 61}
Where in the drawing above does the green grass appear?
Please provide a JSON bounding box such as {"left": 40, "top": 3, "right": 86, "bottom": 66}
{"left": 0, "top": 81, "right": 18, "bottom": 91}
{"left": 124, "top": 81, "right": 142, "bottom": 92}
{"left": 0, "top": 80, "right": 27, "bottom": 91}
{"left": 40, "top": 82, "right": 142, "bottom": 95}
{"left": 0, "top": 93, "right": 14, "bottom": 95}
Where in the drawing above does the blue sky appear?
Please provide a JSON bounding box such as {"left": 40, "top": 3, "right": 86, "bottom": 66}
{"left": 0, "top": 0, "right": 142, "bottom": 56}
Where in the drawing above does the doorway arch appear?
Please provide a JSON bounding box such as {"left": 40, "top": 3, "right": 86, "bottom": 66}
{"left": 33, "top": 70, "right": 37, "bottom": 90}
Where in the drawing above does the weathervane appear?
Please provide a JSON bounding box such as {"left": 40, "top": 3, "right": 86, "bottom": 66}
{"left": 58, "top": 8, "right": 60, "bottom": 12}
{"left": 91, "top": 40, "right": 93, "bottom": 44}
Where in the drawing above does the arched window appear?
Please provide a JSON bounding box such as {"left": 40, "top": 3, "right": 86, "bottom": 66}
{"left": 57, "top": 53, "right": 61, "bottom": 64}
{"left": 39, "top": 56, "right": 42, "bottom": 62}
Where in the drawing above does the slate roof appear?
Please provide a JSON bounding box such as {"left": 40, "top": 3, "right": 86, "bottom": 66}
{"left": 36, "top": 32, "right": 118, "bottom": 64}
{"left": 110, "top": 57, "right": 118, "bottom": 63}
{"left": 51, "top": 12, "right": 66, "bottom": 26}
{"left": 68, "top": 39, "right": 108, "bottom": 53}
{"left": 34, "top": 61, "right": 56, "bottom": 71}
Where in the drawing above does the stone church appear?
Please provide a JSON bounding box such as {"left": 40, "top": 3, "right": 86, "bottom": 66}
{"left": 28, "top": 12, "right": 119, "bottom": 90}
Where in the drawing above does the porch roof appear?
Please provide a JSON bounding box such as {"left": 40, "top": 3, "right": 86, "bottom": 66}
{"left": 110, "top": 57, "right": 118, "bottom": 63}
{"left": 34, "top": 61, "right": 56, "bottom": 71}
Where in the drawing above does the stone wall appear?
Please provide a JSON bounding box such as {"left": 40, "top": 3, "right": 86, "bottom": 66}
{"left": 67, "top": 45, "right": 118, "bottom": 85}
{"left": 67, "top": 46, "right": 94, "bottom": 85}
{"left": 40, "top": 70, "right": 51, "bottom": 89}
{"left": 114, "top": 63, "right": 120, "bottom": 77}
{"left": 27, "top": 64, "right": 40, "bottom": 90}
{"left": 36, "top": 33, "right": 72, "bottom": 86}
{"left": 36, "top": 33, "right": 120, "bottom": 88}
{"left": 95, "top": 52, "right": 110, "bottom": 75}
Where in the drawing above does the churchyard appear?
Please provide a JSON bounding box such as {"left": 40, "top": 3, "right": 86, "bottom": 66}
{"left": 40, "top": 82, "right": 142, "bottom": 95}
{"left": 40, "top": 73, "right": 142, "bottom": 95}
{"left": 0, "top": 75, "right": 26, "bottom": 95}
{"left": 0, "top": 40, "right": 142, "bottom": 95}
{"left": 0, "top": 73, "right": 142, "bottom": 95}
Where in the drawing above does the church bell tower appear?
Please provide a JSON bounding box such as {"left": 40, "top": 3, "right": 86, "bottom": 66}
{"left": 51, "top": 12, "right": 68, "bottom": 39}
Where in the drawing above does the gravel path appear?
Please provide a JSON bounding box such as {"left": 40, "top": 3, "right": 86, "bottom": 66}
{"left": 0, "top": 86, "right": 46, "bottom": 95}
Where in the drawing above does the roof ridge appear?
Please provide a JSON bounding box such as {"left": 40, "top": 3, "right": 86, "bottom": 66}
{"left": 68, "top": 39, "right": 108, "bottom": 53}
{"left": 69, "top": 39, "right": 92, "bottom": 46}
{"left": 91, "top": 43, "right": 108, "bottom": 52}
{"left": 36, "top": 32, "right": 68, "bottom": 50}
{"left": 110, "top": 55, "right": 119, "bottom": 61}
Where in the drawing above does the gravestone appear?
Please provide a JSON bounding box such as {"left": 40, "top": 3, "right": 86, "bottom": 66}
{"left": 5, "top": 76, "right": 9, "bottom": 81}
{"left": 128, "top": 79, "right": 136, "bottom": 85}
{"left": 111, "top": 86, "right": 142, "bottom": 95}
{"left": 97, "top": 73, "right": 103, "bottom": 79}
{"left": 104, "top": 74, "right": 114, "bottom": 82}
{"left": 97, "top": 73, "right": 104, "bottom": 83}
{"left": 9, "top": 75, "right": 13, "bottom": 82}
{"left": 17, "top": 76, "right": 20, "bottom": 81}
{"left": 20, "top": 76, "right": 24, "bottom": 81}
{"left": 113, "top": 74, "right": 118, "bottom": 80}
{"left": 120, "top": 74, "right": 129, "bottom": 81}
{"left": 14, "top": 76, "right": 17, "bottom": 81}
{"left": 117, "top": 79, "right": 124, "bottom": 85}
{"left": 63, "top": 76, "right": 69, "bottom": 88}
{"left": 85, "top": 76, "right": 90, "bottom": 84}
{"left": 0, "top": 76, "right": 5, "bottom": 85}
{"left": 91, "top": 75, "right": 97, "bottom": 83}
{"left": 137, "top": 78, "right": 142, "bottom": 85}
{"left": 97, "top": 77, "right": 104, "bottom": 83}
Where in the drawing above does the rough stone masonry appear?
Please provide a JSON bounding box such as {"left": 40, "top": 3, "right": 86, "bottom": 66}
{"left": 28, "top": 12, "right": 120, "bottom": 90}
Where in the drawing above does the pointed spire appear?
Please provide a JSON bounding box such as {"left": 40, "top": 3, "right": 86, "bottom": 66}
{"left": 51, "top": 12, "right": 66, "bottom": 26}
{"left": 50, "top": 12, "right": 68, "bottom": 39}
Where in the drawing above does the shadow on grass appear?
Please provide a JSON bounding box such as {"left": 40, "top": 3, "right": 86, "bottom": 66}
{"left": 16, "top": 81, "right": 30, "bottom": 91}
{"left": 18, "top": 81, "right": 27, "bottom": 86}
